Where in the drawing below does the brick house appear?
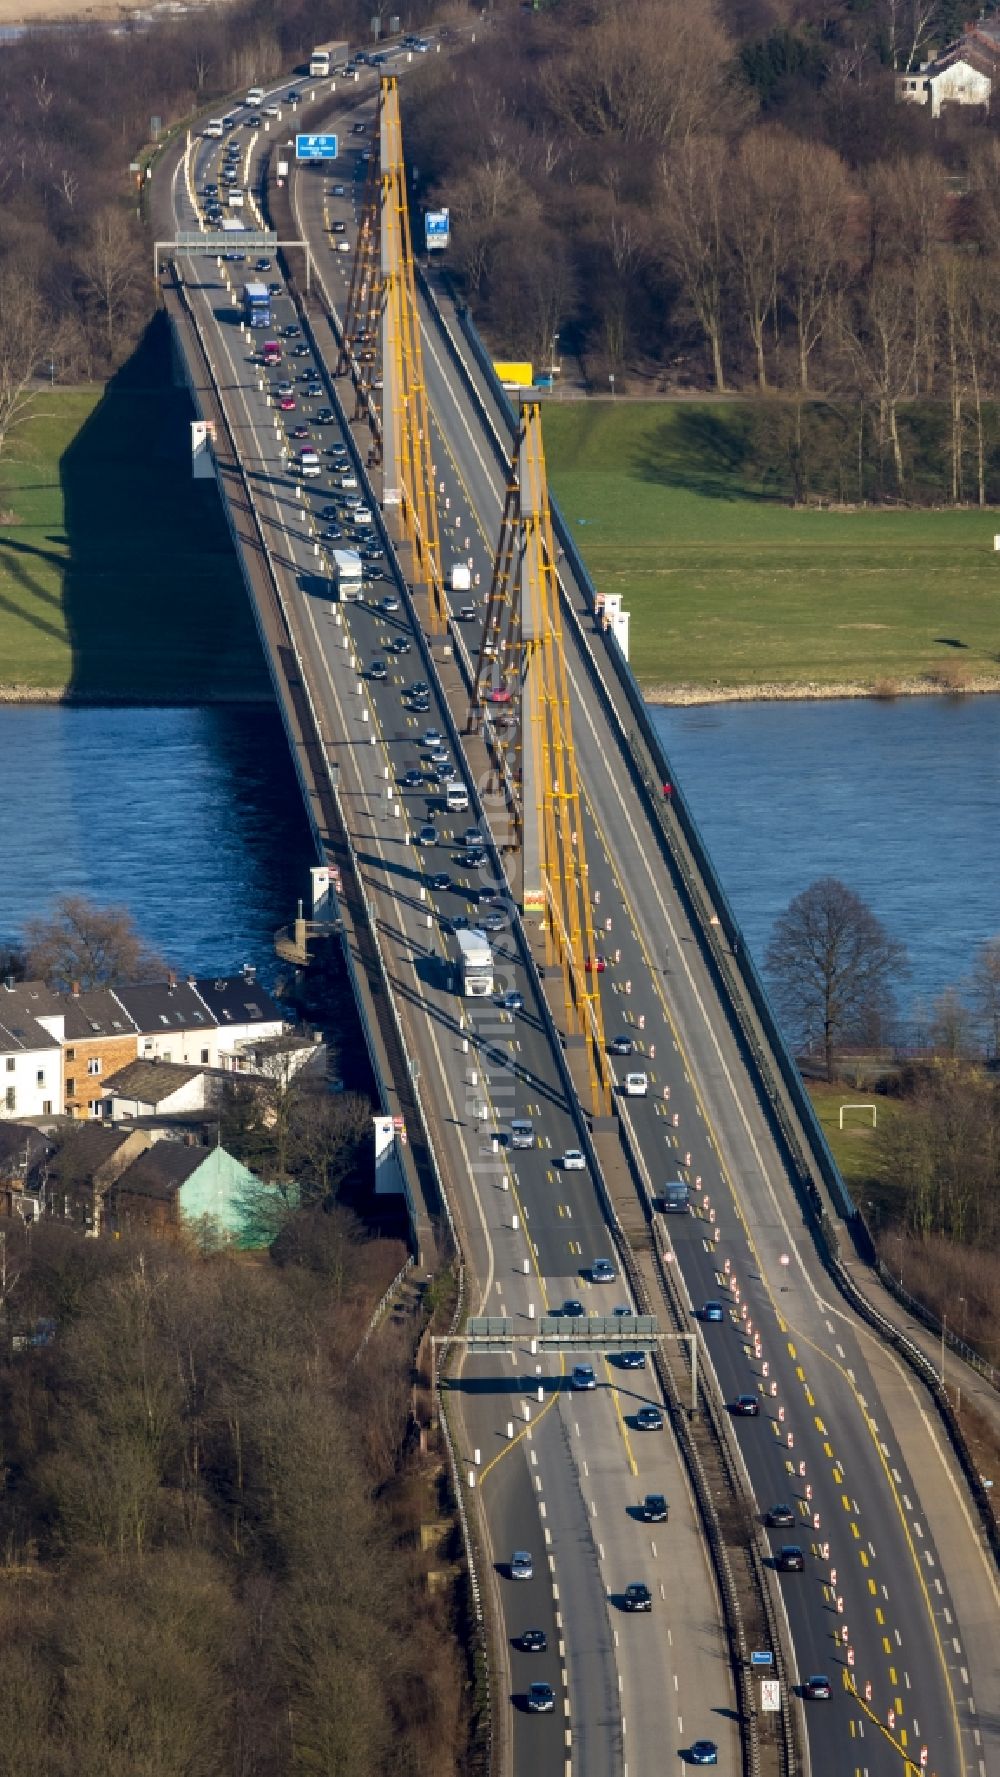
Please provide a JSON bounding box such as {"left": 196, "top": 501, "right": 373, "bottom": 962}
{"left": 61, "top": 985, "right": 140, "bottom": 1121}
{"left": 108, "top": 1141, "right": 268, "bottom": 1245}
{"left": 45, "top": 1123, "right": 151, "bottom": 1234}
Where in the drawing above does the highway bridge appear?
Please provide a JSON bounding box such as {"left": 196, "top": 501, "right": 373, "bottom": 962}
{"left": 151, "top": 54, "right": 1000, "bottom": 1777}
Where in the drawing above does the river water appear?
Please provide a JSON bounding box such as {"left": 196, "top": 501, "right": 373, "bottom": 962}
{"left": 0, "top": 699, "right": 996, "bottom": 1014}
{"left": 651, "top": 696, "right": 1000, "bottom": 1021}
{"left": 0, "top": 706, "right": 314, "bottom": 983}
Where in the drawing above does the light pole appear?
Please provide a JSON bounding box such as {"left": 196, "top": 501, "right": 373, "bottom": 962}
{"left": 958, "top": 1294, "right": 967, "bottom": 1343}
{"left": 608, "top": 372, "right": 615, "bottom": 400}
{"left": 940, "top": 1311, "right": 947, "bottom": 1385}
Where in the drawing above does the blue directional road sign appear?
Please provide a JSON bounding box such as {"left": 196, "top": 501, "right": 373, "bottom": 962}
{"left": 750, "top": 1650, "right": 774, "bottom": 1668}
{"left": 296, "top": 133, "right": 338, "bottom": 161}
{"left": 424, "top": 208, "right": 450, "bottom": 252}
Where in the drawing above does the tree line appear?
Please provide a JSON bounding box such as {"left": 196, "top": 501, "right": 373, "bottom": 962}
{"left": 0, "top": 1217, "right": 467, "bottom": 1777}
{"left": 405, "top": 0, "right": 1000, "bottom": 503}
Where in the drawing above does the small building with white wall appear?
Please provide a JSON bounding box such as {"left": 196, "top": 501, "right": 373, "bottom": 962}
{"left": 897, "top": 51, "right": 992, "bottom": 118}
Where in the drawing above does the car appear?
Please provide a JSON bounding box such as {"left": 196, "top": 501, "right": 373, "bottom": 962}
{"left": 619, "top": 1349, "right": 646, "bottom": 1370}
{"left": 360, "top": 544, "right": 384, "bottom": 562}
{"left": 411, "top": 699, "right": 431, "bottom": 715}
{"left": 264, "top": 101, "right": 280, "bottom": 117}
{"left": 332, "top": 219, "right": 347, "bottom": 234}
{"left": 481, "top": 912, "right": 507, "bottom": 933}
{"left": 275, "top": 378, "right": 294, "bottom": 394}
{"left": 292, "top": 345, "right": 311, "bottom": 359}
{"left": 290, "top": 425, "right": 310, "bottom": 439}
{"left": 562, "top": 1299, "right": 585, "bottom": 1319}
{"left": 458, "top": 603, "right": 477, "bottom": 621}
{"left": 368, "top": 660, "right": 388, "bottom": 682}
{"left": 609, "top": 1034, "right": 634, "bottom": 1056}
{"left": 641, "top": 1493, "right": 668, "bottom": 1522}
{"left": 339, "top": 471, "right": 359, "bottom": 489}
{"left": 510, "top": 1119, "right": 534, "bottom": 1150}
{"left": 417, "top": 825, "right": 438, "bottom": 846}
{"left": 526, "top": 1682, "right": 555, "bottom": 1714}
{"left": 803, "top": 1675, "right": 831, "bottom": 1700}
{"left": 279, "top": 396, "right": 296, "bottom": 411}
{"left": 400, "top": 769, "right": 423, "bottom": 789}
{"left": 255, "top": 257, "right": 272, "bottom": 271}
{"left": 321, "top": 526, "right": 343, "bottom": 542}
{"left": 766, "top": 1503, "right": 796, "bottom": 1528}
{"left": 777, "top": 1545, "right": 805, "bottom": 1572}
{"left": 510, "top": 1551, "right": 533, "bottom": 1581}
{"left": 464, "top": 848, "right": 488, "bottom": 869}
{"left": 622, "top": 1582, "right": 652, "bottom": 1613}
{"left": 282, "top": 324, "right": 301, "bottom": 339}
{"left": 591, "top": 1258, "right": 615, "bottom": 1283}
{"left": 352, "top": 120, "right": 367, "bottom": 134}
{"left": 267, "top": 281, "right": 282, "bottom": 295}
{"left": 585, "top": 954, "right": 608, "bottom": 973}
{"left": 317, "top": 406, "right": 334, "bottom": 420}
{"left": 518, "top": 1629, "right": 547, "bottom": 1653}
{"left": 382, "top": 594, "right": 401, "bottom": 613}
{"left": 351, "top": 507, "right": 374, "bottom": 527}
{"left": 336, "top": 239, "right": 352, "bottom": 254}
{"left": 623, "top": 1072, "right": 648, "bottom": 1096}
{"left": 423, "top": 727, "right": 444, "bottom": 746}
{"left": 689, "top": 1743, "right": 718, "bottom": 1767}
{"left": 286, "top": 89, "right": 301, "bottom": 102}
{"left": 428, "top": 872, "right": 452, "bottom": 893}
{"left": 503, "top": 990, "right": 524, "bottom": 1012}
{"left": 304, "top": 382, "right": 323, "bottom": 397}
{"left": 428, "top": 745, "right": 449, "bottom": 764}
{"left": 332, "top": 183, "right": 346, "bottom": 196}
{"left": 561, "top": 1149, "right": 586, "bottom": 1171}
{"left": 702, "top": 1301, "right": 725, "bottom": 1324}
{"left": 732, "top": 1394, "right": 760, "bottom": 1417}
{"left": 320, "top": 506, "right": 341, "bottom": 522}
{"left": 486, "top": 685, "right": 512, "bottom": 705}
{"left": 408, "top": 682, "right": 430, "bottom": 699}
{"left": 636, "top": 1406, "right": 664, "bottom": 1431}
{"left": 571, "top": 1364, "right": 596, "bottom": 1390}
{"left": 246, "top": 114, "right": 261, "bottom": 127}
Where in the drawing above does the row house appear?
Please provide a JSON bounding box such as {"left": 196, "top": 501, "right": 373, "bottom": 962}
{"left": 0, "top": 970, "right": 290, "bottom": 1121}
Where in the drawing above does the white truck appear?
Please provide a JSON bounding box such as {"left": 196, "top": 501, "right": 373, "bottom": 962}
{"left": 450, "top": 562, "right": 472, "bottom": 594}
{"left": 332, "top": 548, "right": 363, "bottom": 600}
{"left": 455, "top": 928, "right": 493, "bottom": 998}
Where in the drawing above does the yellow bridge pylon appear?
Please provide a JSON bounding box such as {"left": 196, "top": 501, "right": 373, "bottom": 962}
{"left": 338, "top": 77, "right": 445, "bottom": 628}
{"left": 471, "top": 403, "right": 611, "bottom": 1118}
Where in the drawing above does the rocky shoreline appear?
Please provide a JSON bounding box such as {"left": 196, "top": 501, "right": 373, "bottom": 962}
{"left": 645, "top": 674, "right": 1000, "bottom": 707}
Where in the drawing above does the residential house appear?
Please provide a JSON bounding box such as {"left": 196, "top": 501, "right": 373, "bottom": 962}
{"left": 189, "top": 971, "right": 290, "bottom": 1070}
{"left": 109, "top": 977, "right": 220, "bottom": 1066}
{"left": 60, "top": 985, "right": 140, "bottom": 1120}
{"left": 897, "top": 51, "right": 992, "bottom": 116}
{"left": 0, "top": 1121, "right": 56, "bottom": 1220}
{"left": 108, "top": 1141, "right": 268, "bottom": 1246}
{"left": 0, "top": 999, "right": 62, "bottom": 1122}
{"left": 99, "top": 1057, "right": 233, "bottom": 1123}
{"left": 45, "top": 1123, "right": 151, "bottom": 1234}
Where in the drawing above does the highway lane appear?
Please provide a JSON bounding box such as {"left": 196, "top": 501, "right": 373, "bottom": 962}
{"left": 169, "top": 102, "right": 740, "bottom": 1777}
{"left": 288, "top": 148, "right": 987, "bottom": 1777}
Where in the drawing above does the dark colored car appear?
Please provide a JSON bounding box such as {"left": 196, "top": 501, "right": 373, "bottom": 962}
{"left": 619, "top": 1350, "right": 646, "bottom": 1371}
{"left": 400, "top": 770, "right": 423, "bottom": 789}
{"left": 641, "top": 1493, "right": 668, "bottom": 1522}
{"left": 562, "top": 1299, "right": 585, "bottom": 1320}
{"left": 518, "top": 1629, "right": 547, "bottom": 1653}
{"left": 766, "top": 1503, "right": 796, "bottom": 1528}
{"left": 731, "top": 1394, "right": 760, "bottom": 1417}
{"left": 368, "top": 660, "right": 388, "bottom": 681}
{"left": 429, "top": 873, "right": 452, "bottom": 892}
{"left": 609, "top": 1034, "right": 634, "bottom": 1055}
{"left": 702, "top": 1301, "right": 725, "bottom": 1323}
{"left": 689, "top": 1744, "right": 718, "bottom": 1767}
{"left": 803, "top": 1675, "right": 831, "bottom": 1700}
{"left": 282, "top": 324, "right": 301, "bottom": 339}
{"left": 255, "top": 257, "right": 272, "bottom": 271}
{"left": 777, "top": 1545, "right": 805, "bottom": 1572}
{"left": 636, "top": 1406, "right": 663, "bottom": 1431}
{"left": 526, "top": 1682, "right": 555, "bottom": 1714}
{"left": 622, "top": 1582, "right": 652, "bottom": 1612}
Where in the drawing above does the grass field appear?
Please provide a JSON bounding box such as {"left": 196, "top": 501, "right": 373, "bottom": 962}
{"left": 542, "top": 402, "right": 1000, "bottom": 697}
{"left": 0, "top": 322, "right": 271, "bottom": 702}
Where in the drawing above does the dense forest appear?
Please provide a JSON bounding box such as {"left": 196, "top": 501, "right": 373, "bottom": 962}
{"left": 404, "top": 0, "right": 1000, "bottom": 503}
{"left": 0, "top": 1217, "right": 467, "bottom": 1777}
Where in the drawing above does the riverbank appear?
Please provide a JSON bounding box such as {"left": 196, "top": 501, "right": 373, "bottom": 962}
{"left": 543, "top": 402, "right": 1000, "bottom": 698}
{"left": 0, "top": 325, "right": 272, "bottom": 704}
{"left": 646, "top": 672, "right": 1000, "bottom": 706}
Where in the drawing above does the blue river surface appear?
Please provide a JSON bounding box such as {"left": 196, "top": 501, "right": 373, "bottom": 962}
{"left": 0, "top": 699, "right": 996, "bottom": 1015}
{"left": 0, "top": 705, "right": 315, "bottom": 984}
{"left": 651, "top": 696, "right": 1000, "bottom": 1020}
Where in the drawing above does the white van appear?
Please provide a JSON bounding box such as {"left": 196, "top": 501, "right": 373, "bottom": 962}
{"left": 227, "top": 189, "right": 245, "bottom": 209}
{"left": 204, "top": 118, "right": 224, "bottom": 138}
{"left": 246, "top": 85, "right": 265, "bottom": 106}
{"left": 299, "top": 449, "right": 321, "bottom": 478}
{"left": 446, "top": 783, "right": 469, "bottom": 813}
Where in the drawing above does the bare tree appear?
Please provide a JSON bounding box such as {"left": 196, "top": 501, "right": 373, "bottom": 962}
{"left": 0, "top": 268, "right": 47, "bottom": 463}
{"left": 726, "top": 129, "right": 788, "bottom": 391}
{"left": 838, "top": 261, "right": 921, "bottom": 494}
{"left": 22, "top": 895, "right": 167, "bottom": 991}
{"left": 780, "top": 136, "right": 853, "bottom": 392}
{"left": 76, "top": 208, "right": 142, "bottom": 361}
{"left": 970, "top": 936, "right": 1000, "bottom": 1060}
{"left": 289, "top": 1090, "right": 372, "bottom": 1210}
{"left": 659, "top": 136, "right": 730, "bottom": 391}
{"left": 765, "top": 877, "right": 909, "bottom": 1080}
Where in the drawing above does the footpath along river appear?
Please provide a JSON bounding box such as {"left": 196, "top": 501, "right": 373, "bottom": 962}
{"left": 0, "top": 698, "right": 996, "bottom": 1013}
